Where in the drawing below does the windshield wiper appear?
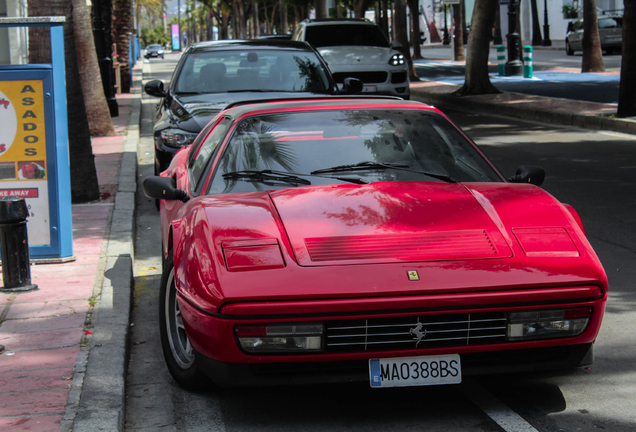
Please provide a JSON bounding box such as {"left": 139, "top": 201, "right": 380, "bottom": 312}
{"left": 222, "top": 170, "right": 311, "bottom": 185}
{"left": 311, "top": 162, "right": 410, "bottom": 174}
{"left": 222, "top": 169, "right": 368, "bottom": 186}
{"left": 311, "top": 161, "right": 454, "bottom": 182}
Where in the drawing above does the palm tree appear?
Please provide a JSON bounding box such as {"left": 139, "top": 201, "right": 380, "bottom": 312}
{"left": 72, "top": 0, "right": 115, "bottom": 137}
{"left": 114, "top": 0, "right": 133, "bottom": 93}
{"left": 394, "top": 0, "right": 419, "bottom": 81}
{"left": 581, "top": 0, "right": 604, "bottom": 72}
{"left": 455, "top": 0, "right": 500, "bottom": 96}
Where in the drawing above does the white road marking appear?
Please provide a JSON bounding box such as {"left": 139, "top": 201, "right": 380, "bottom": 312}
{"left": 461, "top": 379, "right": 540, "bottom": 432}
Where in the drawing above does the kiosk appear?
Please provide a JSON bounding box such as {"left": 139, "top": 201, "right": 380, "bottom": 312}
{"left": 0, "top": 17, "right": 73, "bottom": 260}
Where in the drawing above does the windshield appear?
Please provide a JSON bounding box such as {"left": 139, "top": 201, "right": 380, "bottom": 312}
{"left": 147, "top": 45, "right": 162, "bottom": 50}
{"left": 174, "top": 49, "right": 332, "bottom": 94}
{"left": 305, "top": 24, "right": 390, "bottom": 48}
{"left": 208, "top": 109, "right": 502, "bottom": 194}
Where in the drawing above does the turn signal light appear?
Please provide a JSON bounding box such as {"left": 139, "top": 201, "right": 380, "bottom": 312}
{"left": 235, "top": 323, "right": 324, "bottom": 353}
{"left": 507, "top": 308, "right": 591, "bottom": 341}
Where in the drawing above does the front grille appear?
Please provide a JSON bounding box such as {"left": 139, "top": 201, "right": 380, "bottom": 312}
{"left": 325, "top": 312, "right": 507, "bottom": 353}
{"left": 333, "top": 71, "right": 388, "bottom": 84}
{"left": 391, "top": 71, "right": 408, "bottom": 83}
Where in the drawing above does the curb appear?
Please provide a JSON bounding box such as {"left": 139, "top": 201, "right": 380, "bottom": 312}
{"left": 410, "top": 83, "right": 636, "bottom": 136}
{"left": 67, "top": 68, "right": 141, "bottom": 431}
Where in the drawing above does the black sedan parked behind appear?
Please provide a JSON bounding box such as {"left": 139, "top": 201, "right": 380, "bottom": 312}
{"left": 144, "top": 39, "right": 362, "bottom": 176}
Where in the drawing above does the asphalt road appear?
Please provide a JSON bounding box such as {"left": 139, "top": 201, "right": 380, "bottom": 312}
{"left": 124, "top": 53, "right": 636, "bottom": 431}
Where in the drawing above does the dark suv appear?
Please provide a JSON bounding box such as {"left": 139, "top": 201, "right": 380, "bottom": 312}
{"left": 144, "top": 39, "right": 362, "bottom": 176}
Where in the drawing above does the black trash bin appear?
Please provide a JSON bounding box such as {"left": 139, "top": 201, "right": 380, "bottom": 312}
{"left": 0, "top": 196, "right": 38, "bottom": 292}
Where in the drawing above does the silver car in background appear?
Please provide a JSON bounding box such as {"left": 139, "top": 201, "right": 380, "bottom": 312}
{"left": 565, "top": 16, "right": 623, "bottom": 55}
{"left": 292, "top": 19, "right": 410, "bottom": 99}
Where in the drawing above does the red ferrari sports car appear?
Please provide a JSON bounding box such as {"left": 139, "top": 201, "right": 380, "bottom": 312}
{"left": 144, "top": 97, "right": 607, "bottom": 390}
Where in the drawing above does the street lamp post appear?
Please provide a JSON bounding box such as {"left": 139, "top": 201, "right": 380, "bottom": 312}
{"left": 505, "top": 0, "right": 523, "bottom": 76}
{"left": 178, "top": 0, "right": 182, "bottom": 51}
{"left": 542, "top": 0, "right": 552, "bottom": 46}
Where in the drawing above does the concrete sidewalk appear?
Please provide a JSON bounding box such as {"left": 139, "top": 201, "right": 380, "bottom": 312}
{"left": 0, "top": 62, "right": 140, "bottom": 431}
{"left": 1, "top": 54, "right": 634, "bottom": 432}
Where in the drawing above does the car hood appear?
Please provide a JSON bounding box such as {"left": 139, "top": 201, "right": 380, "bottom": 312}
{"left": 269, "top": 182, "right": 513, "bottom": 266}
{"left": 170, "top": 92, "right": 335, "bottom": 132}
{"left": 172, "top": 181, "right": 606, "bottom": 308}
{"left": 317, "top": 46, "right": 396, "bottom": 67}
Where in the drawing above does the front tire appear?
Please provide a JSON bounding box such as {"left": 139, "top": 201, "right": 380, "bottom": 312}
{"left": 159, "top": 251, "right": 211, "bottom": 391}
{"left": 566, "top": 40, "right": 574, "bottom": 56}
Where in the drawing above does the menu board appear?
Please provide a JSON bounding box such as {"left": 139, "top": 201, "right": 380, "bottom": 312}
{"left": 0, "top": 79, "right": 50, "bottom": 245}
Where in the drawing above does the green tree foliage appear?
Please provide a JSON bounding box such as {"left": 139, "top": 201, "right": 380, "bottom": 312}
{"left": 141, "top": 26, "right": 170, "bottom": 46}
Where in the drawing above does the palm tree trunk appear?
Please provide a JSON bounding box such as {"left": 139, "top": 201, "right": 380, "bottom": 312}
{"left": 452, "top": 2, "right": 465, "bottom": 61}
{"left": 253, "top": 1, "right": 260, "bottom": 37}
{"left": 113, "top": 0, "right": 133, "bottom": 93}
{"left": 394, "top": 0, "right": 418, "bottom": 81}
{"left": 455, "top": 0, "right": 500, "bottom": 96}
{"left": 582, "top": 0, "right": 605, "bottom": 72}
{"left": 27, "top": 0, "right": 100, "bottom": 203}
{"left": 72, "top": 0, "right": 115, "bottom": 137}
{"left": 407, "top": 0, "right": 422, "bottom": 59}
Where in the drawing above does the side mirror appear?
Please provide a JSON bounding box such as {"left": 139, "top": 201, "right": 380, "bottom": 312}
{"left": 342, "top": 77, "right": 364, "bottom": 95}
{"left": 143, "top": 176, "right": 190, "bottom": 202}
{"left": 391, "top": 40, "right": 404, "bottom": 50}
{"left": 144, "top": 80, "right": 168, "bottom": 98}
{"left": 508, "top": 165, "right": 545, "bottom": 186}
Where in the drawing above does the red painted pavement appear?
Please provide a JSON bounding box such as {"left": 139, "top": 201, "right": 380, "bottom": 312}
{"left": 0, "top": 90, "right": 135, "bottom": 431}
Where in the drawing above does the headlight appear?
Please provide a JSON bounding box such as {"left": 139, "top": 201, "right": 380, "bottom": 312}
{"left": 235, "top": 323, "right": 324, "bottom": 353}
{"left": 160, "top": 128, "right": 198, "bottom": 148}
{"left": 507, "top": 308, "right": 591, "bottom": 341}
{"left": 158, "top": 50, "right": 164, "bottom": 54}
{"left": 389, "top": 53, "right": 405, "bottom": 66}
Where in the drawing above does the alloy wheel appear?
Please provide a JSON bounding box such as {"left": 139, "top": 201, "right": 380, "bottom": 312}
{"left": 164, "top": 268, "right": 195, "bottom": 369}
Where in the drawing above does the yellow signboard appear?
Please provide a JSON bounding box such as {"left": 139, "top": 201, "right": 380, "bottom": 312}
{"left": 0, "top": 80, "right": 50, "bottom": 244}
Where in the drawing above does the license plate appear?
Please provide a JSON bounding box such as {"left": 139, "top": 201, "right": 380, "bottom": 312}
{"left": 361, "top": 85, "right": 377, "bottom": 93}
{"left": 369, "top": 354, "right": 461, "bottom": 388}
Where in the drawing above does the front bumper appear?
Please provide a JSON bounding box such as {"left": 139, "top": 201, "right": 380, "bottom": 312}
{"left": 332, "top": 68, "right": 410, "bottom": 98}
{"left": 196, "top": 343, "right": 594, "bottom": 387}
{"left": 178, "top": 286, "right": 605, "bottom": 387}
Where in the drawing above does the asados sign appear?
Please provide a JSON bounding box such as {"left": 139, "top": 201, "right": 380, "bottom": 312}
{"left": 0, "top": 80, "right": 50, "bottom": 245}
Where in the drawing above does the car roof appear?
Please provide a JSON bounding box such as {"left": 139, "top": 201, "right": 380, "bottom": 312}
{"left": 301, "top": 18, "right": 375, "bottom": 26}
{"left": 221, "top": 97, "right": 434, "bottom": 119}
{"left": 187, "top": 39, "right": 314, "bottom": 53}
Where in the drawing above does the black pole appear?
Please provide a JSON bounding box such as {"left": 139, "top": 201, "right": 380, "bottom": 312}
{"left": 442, "top": 5, "right": 450, "bottom": 45}
{"left": 505, "top": 0, "right": 523, "bottom": 76}
{"left": 542, "top": 0, "right": 552, "bottom": 46}
{"left": 0, "top": 197, "right": 38, "bottom": 293}
{"left": 178, "top": 0, "right": 182, "bottom": 50}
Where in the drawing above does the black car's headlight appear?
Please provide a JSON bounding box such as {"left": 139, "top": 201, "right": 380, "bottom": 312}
{"left": 160, "top": 128, "right": 198, "bottom": 148}
{"left": 389, "top": 53, "right": 405, "bottom": 66}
